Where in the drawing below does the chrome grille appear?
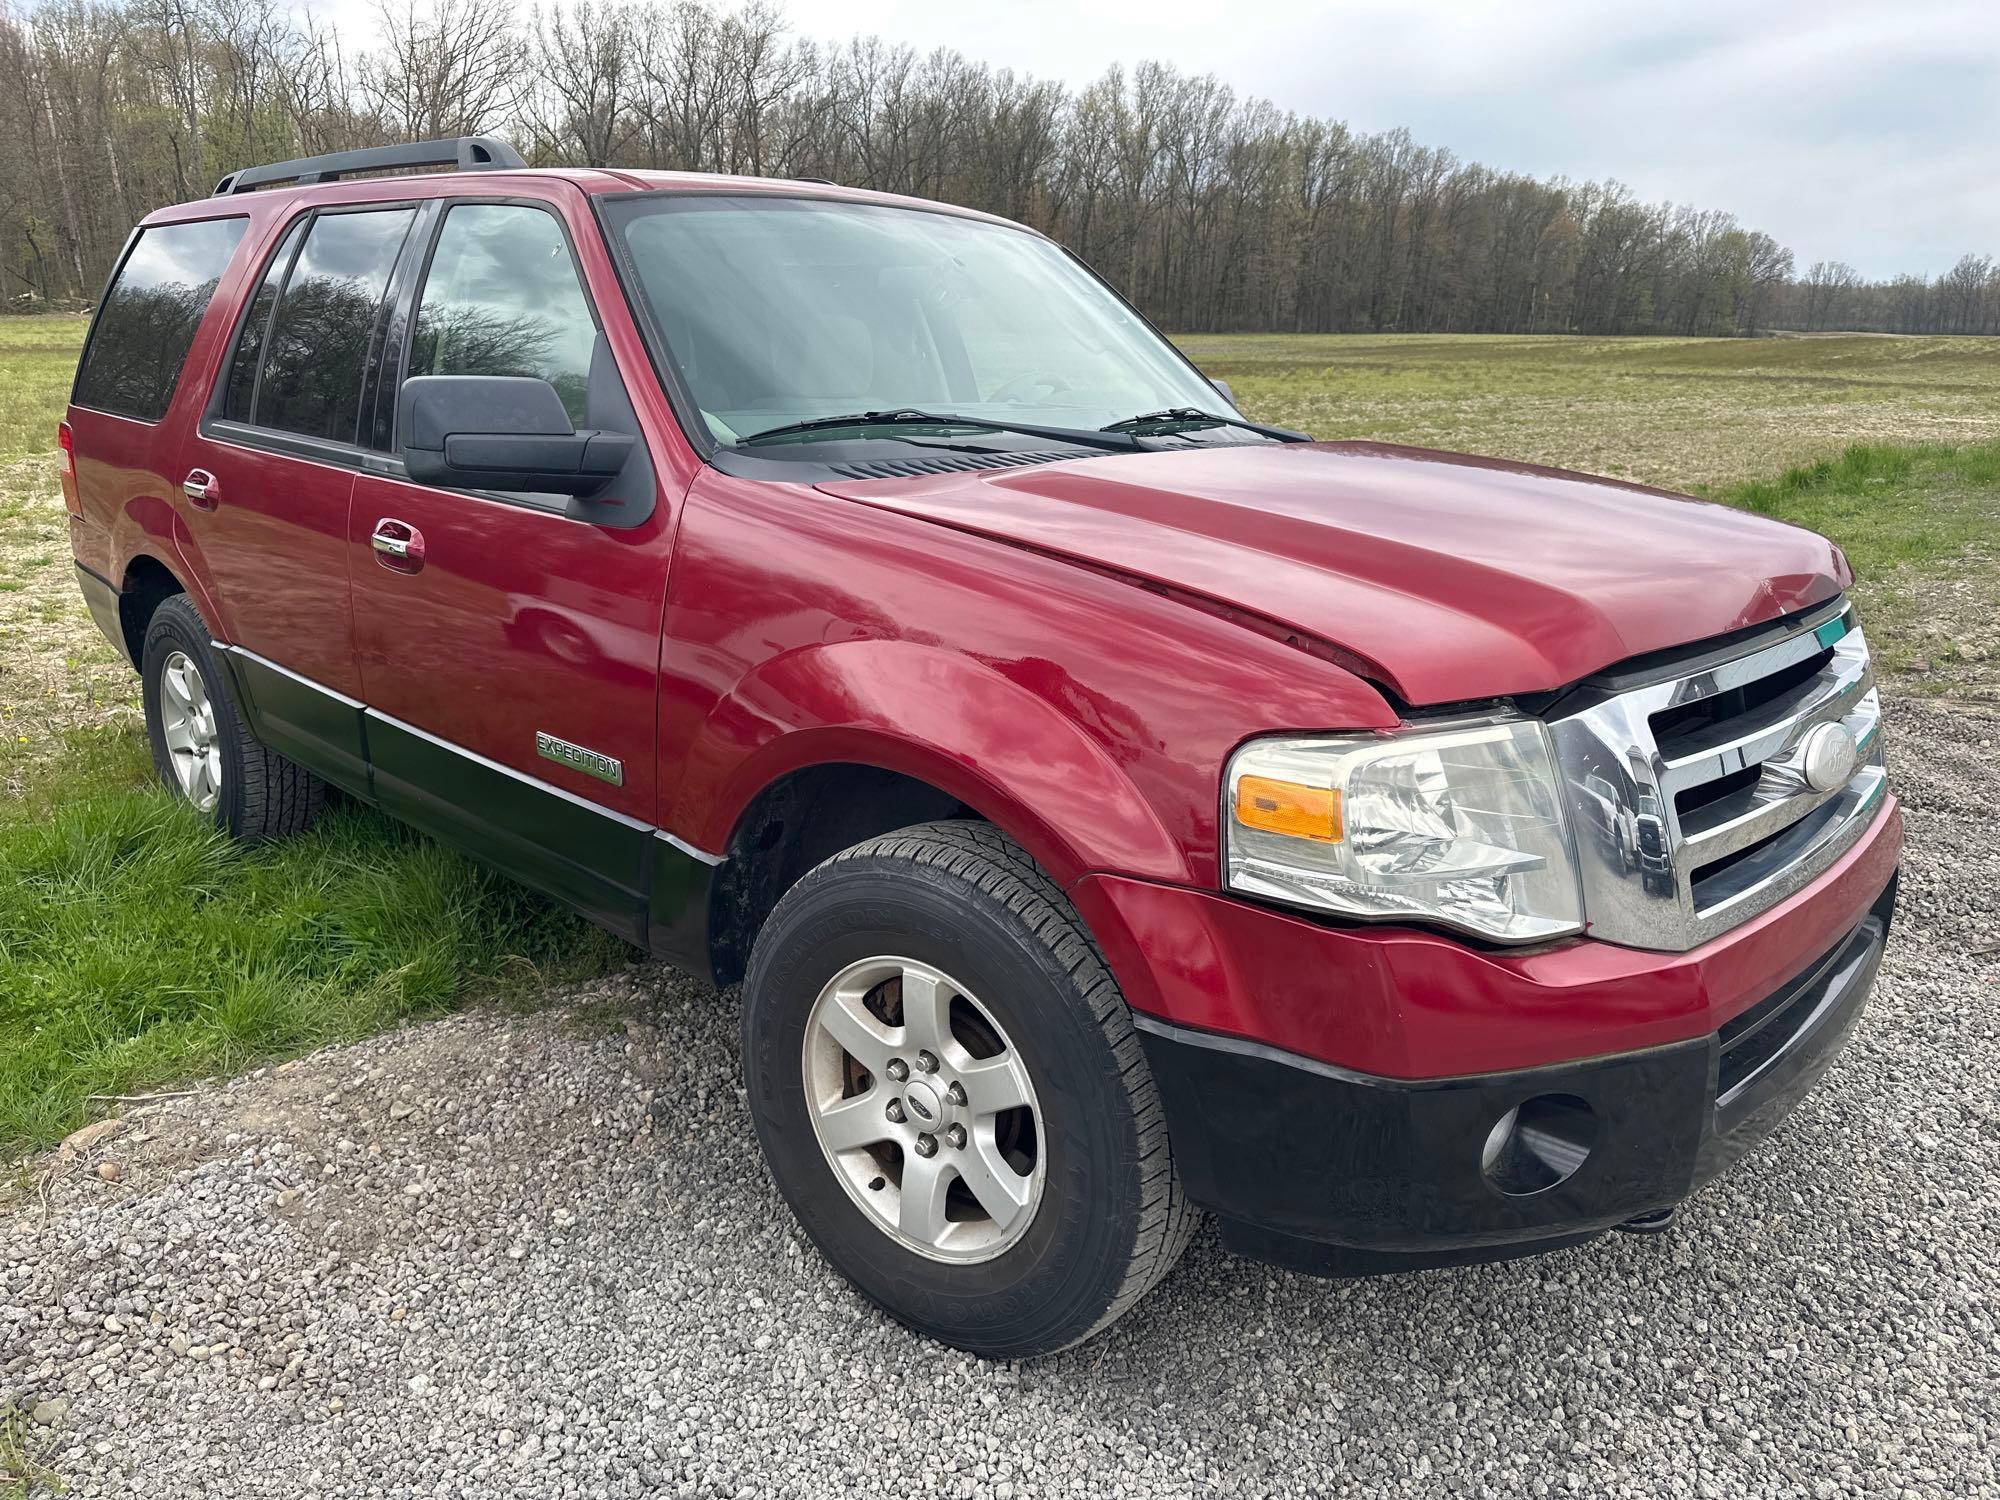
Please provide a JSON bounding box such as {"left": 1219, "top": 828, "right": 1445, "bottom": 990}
{"left": 1548, "top": 600, "right": 1887, "bottom": 951}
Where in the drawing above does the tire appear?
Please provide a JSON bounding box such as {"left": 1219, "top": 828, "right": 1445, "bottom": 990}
{"left": 140, "top": 595, "right": 325, "bottom": 842}
{"left": 742, "top": 820, "right": 1198, "bottom": 1357}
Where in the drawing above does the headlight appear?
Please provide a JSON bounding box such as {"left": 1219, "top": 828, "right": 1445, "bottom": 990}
{"left": 1224, "top": 716, "right": 1583, "bottom": 943}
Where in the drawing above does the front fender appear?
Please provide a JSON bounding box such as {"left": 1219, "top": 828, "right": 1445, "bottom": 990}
{"left": 670, "top": 639, "right": 1192, "bottom": 888}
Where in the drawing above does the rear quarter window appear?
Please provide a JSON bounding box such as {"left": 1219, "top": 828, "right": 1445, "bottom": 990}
{"left": 72, "top": 217, "right": 248, "bottom": 422}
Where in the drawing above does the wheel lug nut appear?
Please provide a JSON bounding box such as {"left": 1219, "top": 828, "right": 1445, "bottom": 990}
{"left": 915, "top": 1051, "right": 939, "bottom": 1074}
{"left": 945, "top": 1124, "right": 966, "bottom": 1150}
{"left": 945, "top": 1082, "right": 967, "bottom": 1107}
{"left": 914, "top": 1133, "right": 938, "bottom": 1158}
{"left": 885, "top": 1059, "right": 909, "bottom": 1082}
{"left": 885, "top": 1099, "right": 906, "bottom": 1124}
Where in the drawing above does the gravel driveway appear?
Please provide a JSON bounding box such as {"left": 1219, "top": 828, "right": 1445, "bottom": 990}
{"left": 6, "top": 695, "right": 1996, "bottom": 1499}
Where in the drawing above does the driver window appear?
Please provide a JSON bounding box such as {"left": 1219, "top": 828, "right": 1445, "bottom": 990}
{"left": 407, "top": 204, "right": 598, "bottom": 426}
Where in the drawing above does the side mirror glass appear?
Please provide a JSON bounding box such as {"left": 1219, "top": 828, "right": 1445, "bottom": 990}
{"left": 397, "top": 375, "right": 635, "bottom": 497}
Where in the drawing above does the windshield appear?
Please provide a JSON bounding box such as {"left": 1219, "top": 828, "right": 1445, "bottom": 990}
{"left": 600, "top": 194, "right": 1228, "bottom": 447}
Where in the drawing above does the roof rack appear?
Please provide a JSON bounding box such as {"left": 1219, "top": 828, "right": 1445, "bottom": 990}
{"left": 212, "top": 136, "right": 526, "bottom": 197}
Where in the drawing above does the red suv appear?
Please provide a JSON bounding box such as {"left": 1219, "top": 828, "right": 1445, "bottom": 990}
{"left": 64, "top": 138, "right": 1900, "bottom": 1357}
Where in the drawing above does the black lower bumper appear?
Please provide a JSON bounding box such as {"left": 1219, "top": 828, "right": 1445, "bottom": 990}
{"left": 1135, "top": 873, "right": 1897, "bottom": 1278}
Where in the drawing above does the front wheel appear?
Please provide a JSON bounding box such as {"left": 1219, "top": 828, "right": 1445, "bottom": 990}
{"left": 742, "top": 821, "right": 1197, "bottom": 1357}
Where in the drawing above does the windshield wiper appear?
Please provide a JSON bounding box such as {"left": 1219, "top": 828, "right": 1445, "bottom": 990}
{"left": 1101, "top": 408, "right": 1312, "bottom": 442}
{"left": 736, "top": 408, "right": 1141, "bottom": 453}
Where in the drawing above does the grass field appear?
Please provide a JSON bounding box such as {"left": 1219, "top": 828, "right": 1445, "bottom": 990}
{"left": 0, "top": 315, "right": 89, "bottom": 458}
{"left": 3, "top": 317, "right": 1997, "bottom": 1155}
{"left": 1, "top": 737, "right": 626, "bottom": 1149}
{"left": 1179, "top": 331, "right": 2000, "bottom": 490}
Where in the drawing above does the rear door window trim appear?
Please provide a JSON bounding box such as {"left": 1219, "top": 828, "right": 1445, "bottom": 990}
{"left": 200, "top": 199, "right": 423, "bottom": 460}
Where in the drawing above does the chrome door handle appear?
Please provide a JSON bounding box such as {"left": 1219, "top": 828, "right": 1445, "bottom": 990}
{"left": 181, "top": 469, "right": 220, "bottom": 509}
{"left": 370, "top": 518, "right": 426, "bottom": 571}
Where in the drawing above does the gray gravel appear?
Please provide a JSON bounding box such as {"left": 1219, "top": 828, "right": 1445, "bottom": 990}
{"left": 6, "top": 694, "right": 1997, "bottom": 1499}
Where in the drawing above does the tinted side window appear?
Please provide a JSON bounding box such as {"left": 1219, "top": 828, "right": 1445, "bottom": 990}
{"left": 73, "top": 217, "right": 247, "bottom": 421}
{"left": 408, "top": 205, "right": 597, "bottom": 426}
{"left": 220, "top": 218, "right": 307, "bottom": 424}
{"left": 257, "top": 208, "right": 414, "bottom": 441}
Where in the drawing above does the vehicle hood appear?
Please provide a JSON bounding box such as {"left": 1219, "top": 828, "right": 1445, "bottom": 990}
{"left": 814, "top": 441, "right": 1848, "bottom": 705}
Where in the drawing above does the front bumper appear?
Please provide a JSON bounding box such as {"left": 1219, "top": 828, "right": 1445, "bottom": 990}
{"left": 1134, "top": 873, "right": 1896, "bottom": 1275}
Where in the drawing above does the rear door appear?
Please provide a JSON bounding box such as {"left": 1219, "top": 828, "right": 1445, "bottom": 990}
{"left": 178, "top": 202, "right": 424, "bottom": 791}
{"left": 346, "top": 195, "right": 671, "bottom": 940}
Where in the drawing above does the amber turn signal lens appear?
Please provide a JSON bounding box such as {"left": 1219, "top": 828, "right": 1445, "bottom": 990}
{"left": 1234, "top": 775, "right": 1342, "bottom": 843}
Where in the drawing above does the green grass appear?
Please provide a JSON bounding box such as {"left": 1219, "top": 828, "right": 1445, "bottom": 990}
{"left": 0, "top": 315, "right": 85, "bottom": 460}
{"left": 0, "top": 732, "right": 630, "bottom": 1154}
{"left": 1714, "top": 441, "right": 2000, "bottom": 692}
{"left": 0, "top": 1400, "right": 64, "bottom": 1498}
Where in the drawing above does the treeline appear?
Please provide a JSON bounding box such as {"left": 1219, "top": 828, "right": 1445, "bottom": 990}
{"left": 3, "top": 0, "right": 1994, "bottom": 336}
{"left": 1792, "top": 255, "right": 2000, "bottom": 336}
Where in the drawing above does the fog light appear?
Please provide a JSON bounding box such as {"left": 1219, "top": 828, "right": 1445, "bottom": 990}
{"left": 1480, "top": 1094, "right": 1598, "bottom": 1196}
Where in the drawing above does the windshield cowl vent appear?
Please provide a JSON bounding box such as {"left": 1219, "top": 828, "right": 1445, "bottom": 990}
{"left": 826, "top": 450, "right": 1078, "bottom": 481}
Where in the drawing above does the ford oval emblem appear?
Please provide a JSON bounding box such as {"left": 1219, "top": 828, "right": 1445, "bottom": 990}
{"left": 1799, "top": 722, "right": 1860, "bottom": 793}
{"left": 903, "top": 1081, "right": 940, "bottom": 1124}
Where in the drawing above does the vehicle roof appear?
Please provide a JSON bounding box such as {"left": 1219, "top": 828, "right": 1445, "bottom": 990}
{"left": 141, "top": 166, "right": 1032, "bottom": 235}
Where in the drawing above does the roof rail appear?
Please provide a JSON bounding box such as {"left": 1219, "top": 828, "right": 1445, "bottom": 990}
{"left": 212, "top": 136, "right": 526, "bottom": 196}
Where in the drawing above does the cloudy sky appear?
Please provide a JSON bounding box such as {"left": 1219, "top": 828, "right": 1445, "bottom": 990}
{"left": 329, "top": 0, "right": 1999, "bottom": 278}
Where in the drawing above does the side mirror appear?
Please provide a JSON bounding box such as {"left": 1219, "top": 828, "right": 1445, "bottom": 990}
{"left": 1209, "top": 376, "right": 1238, "bottom": 410}
{"left": 397, "top": 375, "right": 635, "bottom": 497}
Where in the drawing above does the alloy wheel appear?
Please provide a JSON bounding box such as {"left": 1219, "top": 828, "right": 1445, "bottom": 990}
{"left": 159, "top": 649, "right": 223, "bottom": 812}
{"left": 802, "top": 956, "right": 1045, "bottom": 1262}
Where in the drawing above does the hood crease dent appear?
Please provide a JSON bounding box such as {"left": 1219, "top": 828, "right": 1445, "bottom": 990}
{"left": 816, "top": 441, "right": 1847, "bottom": 705}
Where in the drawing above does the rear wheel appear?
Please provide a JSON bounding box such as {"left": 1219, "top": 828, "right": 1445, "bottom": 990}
{"left": 742, "top": 821, "right": 1197, "bottom": 1357}
{"left": 140, "top": 595, "right": 325, "bottom": 842}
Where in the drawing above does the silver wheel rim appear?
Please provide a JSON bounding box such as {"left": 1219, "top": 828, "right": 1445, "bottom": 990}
{"left": 803, "top": 956, "right": 1045, "bottom": 1263}
{"left": 159, "top": 649, "right": 222, "bottom": 813}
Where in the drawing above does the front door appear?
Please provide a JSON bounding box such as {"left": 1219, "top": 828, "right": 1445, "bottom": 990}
{"left": 347, "top": 199, "right": 671, "bottom": 940}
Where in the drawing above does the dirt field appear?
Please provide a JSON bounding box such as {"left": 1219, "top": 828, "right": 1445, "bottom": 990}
{"left": 6, "top": 692, "right": 1995, "bottom": 1499}
{"left": 1180, "top": 331, "right": 2000, "bottom": 490}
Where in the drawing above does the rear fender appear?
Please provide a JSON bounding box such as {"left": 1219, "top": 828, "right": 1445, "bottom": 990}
{"left": 110, "top": 495, "right": 226, "bottom": 639}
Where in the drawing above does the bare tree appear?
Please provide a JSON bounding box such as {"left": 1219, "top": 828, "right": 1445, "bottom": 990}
{"left": 359, "top": 0, "right": 520, "bottom": 140}
{"left": 520, "top": 0, "right": 637, "bottom": 165}
{"left": 1800, "top": 260, "right": 1860, "bottom": 331}
{"left": 0, "top": 0, "right": 1989, "bottom": 334}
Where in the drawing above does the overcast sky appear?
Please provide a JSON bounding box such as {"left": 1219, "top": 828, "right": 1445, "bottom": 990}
{"left": 329, "top": 0, "right": 1998, "bottom": 278}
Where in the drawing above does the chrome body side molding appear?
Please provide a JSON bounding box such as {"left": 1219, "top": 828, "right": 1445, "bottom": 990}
{"left": 210, "top": 640, "right": 721, "bottom": 970}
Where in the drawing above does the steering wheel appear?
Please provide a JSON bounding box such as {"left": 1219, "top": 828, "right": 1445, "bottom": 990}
{"left": 987, "top": 371, "right": 1076, "bottom": 405}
